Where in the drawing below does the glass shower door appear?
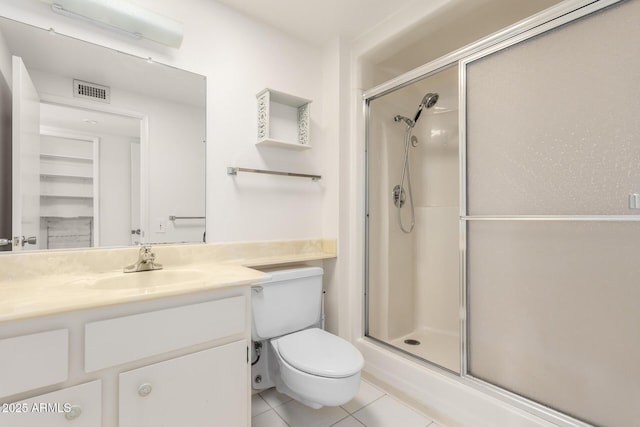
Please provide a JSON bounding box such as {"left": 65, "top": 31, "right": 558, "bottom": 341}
{"left": 463, "top": 0, "right": 640, "bottom": 425}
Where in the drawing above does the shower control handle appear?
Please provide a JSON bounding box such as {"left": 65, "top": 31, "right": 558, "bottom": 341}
{"left": 392, "top": 185, "right": 406, "bottom": 208}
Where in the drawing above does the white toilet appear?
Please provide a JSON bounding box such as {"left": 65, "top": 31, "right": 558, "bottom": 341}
{"left": 251, "top": 266, "right": 364, "bottom": 409}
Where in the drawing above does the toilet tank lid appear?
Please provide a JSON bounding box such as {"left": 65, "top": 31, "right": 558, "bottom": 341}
{"left": 258, "top": 266, "right": 323, "bottom": 283}
{"left": 274, "top": 328, "right": 364, "bottom": 378}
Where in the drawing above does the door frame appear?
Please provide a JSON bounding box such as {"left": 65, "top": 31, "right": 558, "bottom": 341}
{"left": 39, "top": 93, "right": 149, "bottom": 245}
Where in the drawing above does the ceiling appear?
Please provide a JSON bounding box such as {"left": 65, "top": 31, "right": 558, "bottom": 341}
{"left": 0, "top": 16, "right": 206, "bottom": 109}
{"left": 214, "top": 0, "right": 418, "bottom": 46}
{"left": 215, "top": 0, "right": 566, "bottom": 48}
{"left": 214, "top": 0, "right": 564, "bottom": 83}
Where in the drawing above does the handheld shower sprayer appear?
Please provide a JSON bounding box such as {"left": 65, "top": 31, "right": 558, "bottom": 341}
{"left": 413, "top": 92, "right": 439, "bottom": 124}
{"left": 393, "top": 93, "right": 438, "bottom": 128}
{"left": 391, "top": 91, "right": 439, "bottom": 233}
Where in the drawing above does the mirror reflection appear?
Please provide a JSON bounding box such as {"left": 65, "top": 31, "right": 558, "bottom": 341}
{"left": 0, "top": 17, "right": 206, "bottom": 252}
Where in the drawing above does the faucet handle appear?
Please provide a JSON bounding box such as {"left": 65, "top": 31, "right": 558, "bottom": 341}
{"left": 124, "top": 245, "right": 162, "bottom": 272}
{"left": 138, "top": 245, "right": 152, "bottom": 257}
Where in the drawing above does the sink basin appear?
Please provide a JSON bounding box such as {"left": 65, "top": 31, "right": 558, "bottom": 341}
{"left": 88, "top": 269, "right": 206, "bottom": 290}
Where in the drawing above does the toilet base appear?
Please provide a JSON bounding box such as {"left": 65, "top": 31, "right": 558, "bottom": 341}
{"left": 251, "top": 340, "right": 275, "bottom": 390}
{"left": 272, "top": 339, "right": 361, "bottom": 408}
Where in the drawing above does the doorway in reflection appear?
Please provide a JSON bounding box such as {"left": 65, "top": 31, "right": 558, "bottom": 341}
{"left": 39, "top": 103, "right": 141, "bottom": 249}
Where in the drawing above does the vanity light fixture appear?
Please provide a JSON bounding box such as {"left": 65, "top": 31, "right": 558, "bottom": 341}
{"left": 49, "top": 0, "right": 184, "bottom": 48}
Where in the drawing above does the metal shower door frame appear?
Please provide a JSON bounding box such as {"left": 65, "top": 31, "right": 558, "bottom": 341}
{"left": 363, "top": 0, "right": 624, "bottom": 426}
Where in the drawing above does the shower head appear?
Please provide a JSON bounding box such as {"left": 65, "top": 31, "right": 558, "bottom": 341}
{"left": 422, "top": 93, "right": 439, "bottom": 109}
{"left": 413, "top": 92, "right": 439, "bottom": 124}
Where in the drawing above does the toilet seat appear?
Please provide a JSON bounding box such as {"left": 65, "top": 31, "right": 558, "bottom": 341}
{"left": 273, "top": 328, "right": 364, "bottom": 378}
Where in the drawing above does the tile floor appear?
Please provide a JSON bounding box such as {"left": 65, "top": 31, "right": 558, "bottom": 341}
{"left": 251, "top": 379, "right": 442, "bottom": 427}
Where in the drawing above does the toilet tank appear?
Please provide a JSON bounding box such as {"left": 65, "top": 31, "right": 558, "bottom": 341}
{"left": 252, "top": 266, "right": 323, "bottom": 341}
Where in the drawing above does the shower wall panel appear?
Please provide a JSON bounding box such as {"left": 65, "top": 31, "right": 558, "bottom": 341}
{"left": 411, "top": 68, "right": 459, "bottom": 337}
{"left": 368, "top": 98, "right": 416, "bottom": 340}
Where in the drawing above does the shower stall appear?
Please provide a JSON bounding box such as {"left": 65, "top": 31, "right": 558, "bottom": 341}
{"left": 366, "top": 66, "right": 460, "bottom": 373}
{"left": 363, "top": 0, "right": 640, "bottom": 426}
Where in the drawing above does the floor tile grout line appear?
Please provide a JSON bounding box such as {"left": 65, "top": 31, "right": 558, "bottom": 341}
{"left": 386, "top": 392, "right": 437, "bottom": 423}
{"left": 345, "top": 392, "right": 388, "bottom": 416}
{"left": 270, "top": 404, "right": 293, "bottom": 427}
{"left": 253, "top": 382, "right": 442, "bottom": 427}
{"left": 260, "top": 407, "right": 292, "bottom": 427}
{"left": 251, "top": 394, "right": 271, "bottom": 418}
{"left": 337, "top": 414, "right": 367, "bottom": 427}
{"left": 278, "top": 409, "right": 292, "bottom": 427}
{"left": 329, "top": 413, "right": 351, "bottom": 426}
{"left": 258, "top": 390, "right": 293, "bottom": 410}
{"left": 362, "top": 381, "right": 439, "bottom": 423}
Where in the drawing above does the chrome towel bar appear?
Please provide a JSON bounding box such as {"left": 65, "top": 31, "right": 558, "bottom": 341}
{"left": 227, "top": 167, "right": 321, "bottom": 181}
{"left": 169, "top": 216, "right": 205, "bottom": 221}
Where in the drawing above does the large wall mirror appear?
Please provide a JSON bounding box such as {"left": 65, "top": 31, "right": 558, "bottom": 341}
{"left": 0, "top": 17, "right": 206, "bottom": 252}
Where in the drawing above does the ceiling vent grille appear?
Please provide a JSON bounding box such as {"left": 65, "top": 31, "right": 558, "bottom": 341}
{"left": 73, "top": 79, "right": 110, "bottom": 103}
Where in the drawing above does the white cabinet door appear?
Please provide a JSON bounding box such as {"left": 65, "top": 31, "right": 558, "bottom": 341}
{"left": 0, "top": 329, "right": 68, "bottom": 398}
{"left": 86, "top": 296, "right": 246, "bottom": 372}
{"left": 119, "top": 340, "right": 248, "bottom": 427}
{"left": 1, "top": 380, "right": 101, "bottom": 427}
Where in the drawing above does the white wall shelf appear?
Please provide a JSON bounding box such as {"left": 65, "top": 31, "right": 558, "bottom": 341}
{"left": 256, "top": 88, "right": 311, "bottom": 150}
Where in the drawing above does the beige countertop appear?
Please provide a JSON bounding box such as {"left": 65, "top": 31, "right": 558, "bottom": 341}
{"left": 0, "top": 239, "right": 336, "bottom": 323}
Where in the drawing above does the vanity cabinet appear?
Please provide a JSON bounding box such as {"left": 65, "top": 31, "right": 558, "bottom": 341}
{"left": 84, "top": 296, "right": 245, "bottom": 371}
{"left": 119, "top": 340, "right": 247, "bottom": 426}
{"left": 0, "top": 287, "right": 251, "bottom": 427}
{"left": 2, "top": 381, "right": 102, "bottom": 427}
{"left": 0, "top": 329, "right": 68, "bottom": 397}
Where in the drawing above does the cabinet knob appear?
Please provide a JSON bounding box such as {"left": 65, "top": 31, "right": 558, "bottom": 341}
{"left": 65, "top": 405, "right": 82, "bottom": 420}
{"left": 138, "top": 383, "right": 153, "bottom": 397}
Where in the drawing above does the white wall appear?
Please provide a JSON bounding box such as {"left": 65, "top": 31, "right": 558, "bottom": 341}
{"left": 0, "top": 0, "right": 336, "bottom": 243}
{"left": 0, "top": 27, "right": 12, "bottom": 251}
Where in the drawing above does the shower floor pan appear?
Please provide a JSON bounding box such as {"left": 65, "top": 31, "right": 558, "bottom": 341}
{"left": 391, "top": 328, "right": 460, "bottom": 373}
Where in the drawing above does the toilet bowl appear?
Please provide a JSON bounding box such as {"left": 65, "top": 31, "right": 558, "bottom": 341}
{"left": 270, "top": 328, "right": 363, "bottom": 409}
{"left": 251, "top": 267, "right": 364, "bottom": 408}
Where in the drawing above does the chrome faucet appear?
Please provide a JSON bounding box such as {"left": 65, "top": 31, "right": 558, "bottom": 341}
{"left": 124, "top": 245, "right": 163, "bottom": 273}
